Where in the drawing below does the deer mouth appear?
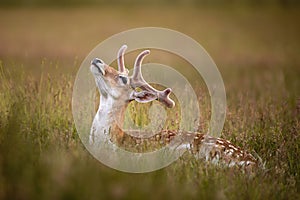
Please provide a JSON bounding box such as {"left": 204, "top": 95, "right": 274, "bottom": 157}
{"left": 91, "top": 58, "right": 106, "bottom": 76}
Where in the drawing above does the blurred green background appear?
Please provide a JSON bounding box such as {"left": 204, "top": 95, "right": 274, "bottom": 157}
{"left": 0, "top": 0, "right": 300, "bottom": 200}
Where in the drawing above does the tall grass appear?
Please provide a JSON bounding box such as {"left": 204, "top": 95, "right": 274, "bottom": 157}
{"left": 0, "top": 60, "right": 299, "bottom": 199}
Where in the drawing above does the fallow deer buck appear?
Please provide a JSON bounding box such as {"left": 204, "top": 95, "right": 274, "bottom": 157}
{"left": 90, "top": 45, "right": 262, "bottom": 171}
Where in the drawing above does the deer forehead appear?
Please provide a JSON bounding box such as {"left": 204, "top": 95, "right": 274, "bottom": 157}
{"left": 104, "top": 65, "right": 122, "bottom": 80}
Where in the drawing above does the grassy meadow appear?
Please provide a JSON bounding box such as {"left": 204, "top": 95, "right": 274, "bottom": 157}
{"left": 0, "top": 4, "right": 300, "bottom": 200}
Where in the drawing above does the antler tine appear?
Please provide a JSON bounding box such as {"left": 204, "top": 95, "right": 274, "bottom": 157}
{"left": 132, "top": 50, "right": 150, "bottom": 82}
{"left": 117, "top": 45, "right": 127, "bottom": 73}
{"left": 158, "top": 88, "right": 175, "bottom": 108}
{"left": 138, "top": 83, "right": 175, "bottom": 108}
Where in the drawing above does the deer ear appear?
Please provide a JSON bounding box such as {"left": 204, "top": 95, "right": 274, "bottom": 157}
{"left": 130, "top": 91, "right": 157, "bottom": 103}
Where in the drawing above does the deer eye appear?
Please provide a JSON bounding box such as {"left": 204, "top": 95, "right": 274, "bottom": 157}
{"left": 118, "top": 75, "right": 128, "bottom": 84}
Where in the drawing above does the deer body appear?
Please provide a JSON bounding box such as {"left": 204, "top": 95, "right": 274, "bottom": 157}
{"left": 90, "top": 45, "right": 260, "bottom": 171}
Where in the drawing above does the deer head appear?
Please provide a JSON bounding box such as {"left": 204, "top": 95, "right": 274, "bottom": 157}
{"left": 90, "top": 45, "right": 175, "bottom": 108}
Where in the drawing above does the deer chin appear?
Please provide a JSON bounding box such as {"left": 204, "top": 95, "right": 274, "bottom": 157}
{"left": 90, "top": 64, "right": 105, "bottom": 76}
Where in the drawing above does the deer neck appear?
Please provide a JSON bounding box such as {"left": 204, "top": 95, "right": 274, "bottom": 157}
{"left": 90, "top": 95, "right": 127, "bottom": 144}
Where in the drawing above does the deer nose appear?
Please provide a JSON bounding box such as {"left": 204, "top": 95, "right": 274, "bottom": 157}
{"left": 91, "top": 58, "right": 106, "bottom": 75}
{"left": 91, "top": 58, "right": 104, "bottom": 66}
